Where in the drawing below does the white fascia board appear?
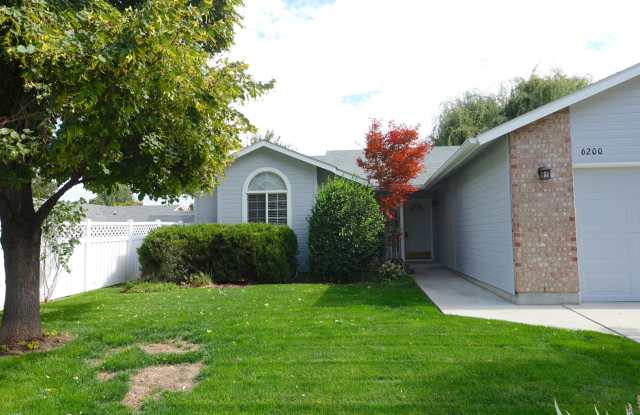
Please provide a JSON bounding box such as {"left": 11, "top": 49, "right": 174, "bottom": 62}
{"left": 232, "top": 141, "right": 368, "bottom": 184}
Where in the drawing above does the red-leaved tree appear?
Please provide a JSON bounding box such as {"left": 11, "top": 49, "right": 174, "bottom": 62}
{"left": 357, "top": 120, "right": 430, "bottom": 218}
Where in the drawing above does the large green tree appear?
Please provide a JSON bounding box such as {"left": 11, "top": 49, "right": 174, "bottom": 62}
{"left": 432, "top": 70, "right": 590, "bottom": 146}
{"left": 503, "top": 69, "right": 590, "bottom": 119}
{"left": 0, "top": 0, "right": 271, "bottom": 343}
{"left": 431, "top": 92, "right": 506, "bottom": 146}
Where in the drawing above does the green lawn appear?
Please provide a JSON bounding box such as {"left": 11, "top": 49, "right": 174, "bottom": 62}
{"left": 0, "top": 278, "right": 639, "bottom": 414}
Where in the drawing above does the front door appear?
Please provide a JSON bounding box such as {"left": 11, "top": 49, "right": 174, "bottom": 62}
{"left": 404, "top": 199, "right": 433, "bottom": 260}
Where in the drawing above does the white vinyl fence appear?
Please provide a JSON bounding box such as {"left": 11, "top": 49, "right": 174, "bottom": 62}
{"left": 0, "top": 220, "right": 177, "bottom": 310}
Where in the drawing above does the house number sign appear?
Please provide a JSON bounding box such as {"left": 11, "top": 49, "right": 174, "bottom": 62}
{"left": 580, "top": 146, "right": 604, "bottom": 156}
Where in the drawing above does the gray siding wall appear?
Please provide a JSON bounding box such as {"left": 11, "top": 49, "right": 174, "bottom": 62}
{"left": 433, "top": 190, "right": 455, "bottom": 269}
{"left": 433, "top": 138, "right": 515, "bottom": 294}
{"left": 195, "top": 191, "right": 217, "bottom": 223}
{"left": 571, "top": 76, "right": 640, "bottom": 165}
{"left": 208, "top": 147, "right": 317, "bottom": 270}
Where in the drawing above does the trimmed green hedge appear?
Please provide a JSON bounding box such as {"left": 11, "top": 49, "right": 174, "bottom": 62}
{"left": 138, "top": 223, "right": 298, "bottom": 284}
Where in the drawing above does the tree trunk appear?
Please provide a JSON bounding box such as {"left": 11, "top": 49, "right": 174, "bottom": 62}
{"left": 0, "top": 191, "right": 42, "bottom": 344}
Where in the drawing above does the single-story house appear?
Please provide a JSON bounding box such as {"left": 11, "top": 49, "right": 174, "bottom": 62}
{"left": 83, "top": 204, "right": 195, "bottom": 223}
{"left": 195, "top": 62, "right": 640, "bottom": 304}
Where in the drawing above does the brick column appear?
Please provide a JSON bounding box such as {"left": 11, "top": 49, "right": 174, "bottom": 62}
{"left": 509, "top": 109, "right": 579, "bottom": 302}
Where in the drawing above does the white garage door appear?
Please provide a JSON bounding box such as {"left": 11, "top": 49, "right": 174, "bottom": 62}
{"left": 574, "top": 167, "right": 640, "bottom": 302}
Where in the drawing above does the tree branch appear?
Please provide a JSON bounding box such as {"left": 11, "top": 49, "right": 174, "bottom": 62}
{"left": 35, "top": 176, "right": 81, "bottom": 225}
{"left": 0, "top": 113, "right": 39, "bottom": 128}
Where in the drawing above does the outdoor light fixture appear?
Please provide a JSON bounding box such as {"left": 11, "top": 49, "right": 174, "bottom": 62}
{"left": 537, "top": 166, "right": 552, "bottom": 181}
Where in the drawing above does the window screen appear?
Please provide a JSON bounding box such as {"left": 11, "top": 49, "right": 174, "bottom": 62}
{"left": 267, "top": 193, "right": 287, "bottom": 225}
{"left": 247, "top": 193, "right": 266, "bottom": 223}
{"left": 246, "top": 171, "right": 288, "bottom": 225}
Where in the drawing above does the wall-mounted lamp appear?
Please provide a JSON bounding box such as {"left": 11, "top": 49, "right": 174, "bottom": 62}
{"left": 537, "top": 166, "right": 552, "bottom": 181}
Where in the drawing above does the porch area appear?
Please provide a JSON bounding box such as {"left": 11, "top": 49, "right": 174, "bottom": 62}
{"left": 385, "top": 192, "right": 435, "bottom": 263}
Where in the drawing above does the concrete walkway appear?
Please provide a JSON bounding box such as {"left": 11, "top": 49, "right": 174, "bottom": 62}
{"left": 413, "top": 267, "right": 640, "bottom": 342}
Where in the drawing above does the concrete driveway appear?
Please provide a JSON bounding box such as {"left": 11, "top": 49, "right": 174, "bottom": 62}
{"left": 413, "top": 267, "right": 640, "bottom": 343}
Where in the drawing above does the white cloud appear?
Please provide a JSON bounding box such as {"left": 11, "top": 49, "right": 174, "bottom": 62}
{"left": 232, "top": 0, "right": 640, "bottom": 155}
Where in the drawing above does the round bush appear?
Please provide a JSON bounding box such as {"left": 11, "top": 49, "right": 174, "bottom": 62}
{"left": 308, "top": 178, "right": 385, "bottom": 282}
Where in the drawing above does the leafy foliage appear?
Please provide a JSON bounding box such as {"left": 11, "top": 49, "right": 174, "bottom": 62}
{"left": 183, "top": 272, "right": 214, "bottom": 287}
{"left": 374, "top": 260, "right": 408, "bottom": 282}
{"left": 138, "top": 223, "right": 298, "bottom": 284}
{"left": 432, "top": 69, "right": 590, "bottom": 146}
{"left": 504, "top": 69, "right": 591, "bottom": 119}
{"left": 249, "top": 129, "right": 294, "bottom": 150}
{"left": 432, "top": 92, "right": 506, "bottom": 146}
{"left": 308, "top": 178, "right": 385, "bottom": 281}
{"left": 357, "top": 120, "right": 430, "bottom": 218}
{"left": 89, "top": 184, "right": 140, "bottom": 206}
{"left": 0, "top": 0, "right": 271, "bottom": 198}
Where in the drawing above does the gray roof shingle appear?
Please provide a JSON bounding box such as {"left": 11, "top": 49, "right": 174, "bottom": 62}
{"left": 82, "top": 204, "right": 194, "bottom": 223}
{"left": 313, "top": 146, "right": 460, "bottom": 186}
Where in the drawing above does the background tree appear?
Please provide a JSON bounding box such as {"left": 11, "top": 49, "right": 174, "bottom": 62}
{"left": 0, "top": 0, "right": 271, "bottom": 343}
{"left": 89, "top": 184, "right": 141, "bottom": 206}
{"left": 503, "top": 69, "right": 591, "bottom": 119}
{"left": 357, "top": 120, "right": 430, "bottom": 218}
{"left": 249, "top": 129, "right": 295, "bottom": 150}
{"left": 432, "top": 69, "right": 590, "bottom": 146}
{"left": 431, "top": 92, "right": 506, "bottom": 146}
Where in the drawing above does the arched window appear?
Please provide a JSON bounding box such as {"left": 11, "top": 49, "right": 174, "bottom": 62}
{"left": 243, "top": 169, "right": 290, "bottom": 225}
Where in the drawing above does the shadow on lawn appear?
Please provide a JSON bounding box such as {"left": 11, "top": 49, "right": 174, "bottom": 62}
{"left": 40, "top": 299, "right": 101, "bottom": 323}
{"left": 313, "top": 280, "right": 429, "bottom": 308}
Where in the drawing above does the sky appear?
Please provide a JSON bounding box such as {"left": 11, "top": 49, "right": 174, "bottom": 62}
{"left": 63, "top": 0, "right": 640, "bottom": 203}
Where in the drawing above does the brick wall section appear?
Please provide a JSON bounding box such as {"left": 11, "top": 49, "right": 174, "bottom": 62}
{"left": 509, "top": 109, "right": 579, "bottom": 294}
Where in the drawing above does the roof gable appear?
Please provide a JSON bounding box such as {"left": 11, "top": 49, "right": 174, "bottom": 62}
{"left": 233, "top": 141, "right": 367, "bottom": 184}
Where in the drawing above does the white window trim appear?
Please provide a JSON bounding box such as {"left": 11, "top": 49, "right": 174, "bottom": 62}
{"left": 242, "top": 167, "right": 292, "bottom": 227}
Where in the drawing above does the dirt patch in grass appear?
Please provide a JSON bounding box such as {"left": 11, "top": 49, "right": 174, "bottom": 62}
{"left": 96, "top": 371, "right": 116, "bottom": 381}
{"left": 88, "top": 340, "right": 199, "bottom": 368}
{"left": 86, "top": 345, "right": 130, "bottom": 367}
{"left": 0, "top": 332, "right": 73, "bottom": 357}
{"left": 122, "top": 362, "right": 204, "bottom": 409}
{"left": 140, "top": 340, "right": 200, "bottom": 355}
